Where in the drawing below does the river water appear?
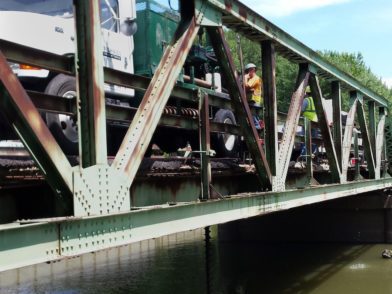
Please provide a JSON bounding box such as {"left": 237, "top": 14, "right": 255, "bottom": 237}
{"left": 2, "top": 228, "right": 392, "bottom": 294}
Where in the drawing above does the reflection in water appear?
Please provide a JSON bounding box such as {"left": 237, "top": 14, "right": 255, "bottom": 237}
{"left": 1, "top": 228, "right": 392, "bottom": 294}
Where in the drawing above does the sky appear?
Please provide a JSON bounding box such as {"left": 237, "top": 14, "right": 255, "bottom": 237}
{"left": 241, "top": 0, "right": 392, "bottom": 88}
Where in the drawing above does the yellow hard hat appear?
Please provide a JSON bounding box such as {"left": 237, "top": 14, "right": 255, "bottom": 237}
{"left": 305, "top": 86, "right": 311, "bottom": 93}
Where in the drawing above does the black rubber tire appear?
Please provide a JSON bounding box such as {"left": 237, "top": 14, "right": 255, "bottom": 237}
{"left": 154, "top": 128, "right": 188, "bottom": 153}
{"left": 212, "top": 109, "right": 239, "bottom": 158}
{"left": 44, "top": 74, "right": 78, "bottom": 155}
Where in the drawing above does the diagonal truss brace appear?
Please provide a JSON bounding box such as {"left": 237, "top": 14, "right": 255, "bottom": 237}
{"left": 112, "top": 17, "right": 200, "bottom": 186}
{"left": 275, "top": 64, "right": 309, "bottom": 190}
{"left": 375, "top": 107, "right": 386, "bottom": 179}
{"left": 206, "top": 26, "right": 272, "bottom": 189}
{"left": 331, "top": 81, "right": 342, "bottom": 170}
{"left": 341, "top": 94, "right": 358, "bottom": 182}
{"left": 309, "top": 74, "right": 341, "bottom": 182}
{"left": 357, "top": 95, "right": 376, "bottom": 179}
{"left": 0, "top": 51, "right": 72, "bottom": 198}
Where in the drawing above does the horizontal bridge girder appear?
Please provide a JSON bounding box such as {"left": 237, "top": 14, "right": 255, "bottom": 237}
{"left": 1, "top": 177, "right": 392, "bottom": 272}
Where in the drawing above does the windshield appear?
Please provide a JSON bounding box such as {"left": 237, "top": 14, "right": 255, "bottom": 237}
{"left": 0, "top": 0, "right": 119, "bottom": 31}
{"left": 0, "top": 0, "right": 73, "bottom": 17}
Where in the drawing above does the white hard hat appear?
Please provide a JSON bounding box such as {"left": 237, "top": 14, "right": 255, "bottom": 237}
{"left": 245, "top": 63, "right": 257, "bottom": 71}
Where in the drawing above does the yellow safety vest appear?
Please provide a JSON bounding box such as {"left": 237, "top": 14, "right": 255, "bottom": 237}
{"left": 303, "top": 97, "right": 318, "bottom": 122}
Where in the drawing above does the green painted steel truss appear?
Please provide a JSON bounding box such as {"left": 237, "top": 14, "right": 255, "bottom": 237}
{"left": 0, "top": 0, "right": 391, "bottom": 271}
{"left": 1, "top": 178, "right": 392, "bottom": 272}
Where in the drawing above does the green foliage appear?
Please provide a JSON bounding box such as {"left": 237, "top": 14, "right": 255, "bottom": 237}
{"left": 223, "top": 29, "right": 392, "bottom": 112}
{"left": 320, "top": 50, "right": 392, "bottom": 110}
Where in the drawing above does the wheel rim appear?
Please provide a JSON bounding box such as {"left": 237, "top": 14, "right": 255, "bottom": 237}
{"left": 58, "top": 90, "right": 78, "bottom": 143}
{"left": 223, "top": 118, "right": 236, "bottom": 152}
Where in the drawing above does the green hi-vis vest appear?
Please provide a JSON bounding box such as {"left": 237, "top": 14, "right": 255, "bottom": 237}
{"left": 303, "top": 97, "right": 318, "bottom": 122}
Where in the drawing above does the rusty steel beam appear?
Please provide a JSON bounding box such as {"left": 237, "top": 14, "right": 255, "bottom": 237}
{"left": 0, "top": 51, "right": 72, "bottom": 198}
{"left": 112, "top": 16, "right": 200, "bottom": 185}
{"left": 103, "top": 67, "right": 199, "bottom": 102}
{"left": 74, "top": 0, "right": 107, "bottom": 166}
{"left": 341, "top": 94, "right": 358, "bottom": 182}
{"left": 368, "top": 101, "right": 377, "bottom": 158}
{"left": 309, "top": 74, "right": 341, "bottom": 182}
{"left": 357, "top": 96, "right": 376, "bottom": 179}
{"left": 25, "top": 91, "right": 243, "bottom": 137}
{"left": 0, "top": 39, "right": 201, "bottom": 104}
{"left": 353, "top": 130, "right": 360, "bottom": 180}
{"left": 262, "top": 40, "right": 278, "bottom": 176}
{"left": 27, "top": 91, "right": 74, "bottom": 114}
{"left": 199, "top": 92, "right": 212, "bottom": 200}
{"left": 375, "top": 107, "right": 386, "bottom": 179}
{"left": 276, "top": 64, "right": 309, "bottom": 190}
{"left": 206, "top": 26, "right": 271, "bottom": 188}
{"left": 331, "top": 81, "right": 342, "bottom": 170}
{"left": 0, "top": 39, "right": 74, "bottom": 74}
{"left": 304, "top": 117, "right": 313, "bottom": 184}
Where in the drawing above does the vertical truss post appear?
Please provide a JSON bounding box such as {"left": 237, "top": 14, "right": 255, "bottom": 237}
{"left": 206, "top": 27, "right": 271, "bottom": 189}
{"left": 383, "top": 134, "right": 388, "bottom": 178}
{"left": 0, "top": 52, "right": 72, "bottom": 198}
{"left": 309, "top": 74, "right": 341, "bottom": 182}
{"left": 342, "top": 93, "right": 358, "bottom": 182}
{"left": 353, "top": 130, "right": 360, "bottom": 180}
{"left": 112, "top": 16, "right": 200, "bottom": 186}
{"left": 368, "top": 101, "right": 377, "bottom": 158}
{"left": 357, "top": 96, "right": 376, "bottom": 179}
{"left": 261, "top": 40, "right": 278, "bottom": 177}
{"left": 199, "top": 91, "right": 211, "bottom": 200}
{"left": 331, "top": 81, "right": 342, "bottom": 170}
{"left": 375, "top": 107, "right": 386, "bottom": 179}
{"left": 276, "top": 64, "right": 309, "bottom": 190}
{"left": 74, "top": 0, "right": 107, "bottom": 167}
{"left": 304, "top": 117, "right": 313, "bottom": 184}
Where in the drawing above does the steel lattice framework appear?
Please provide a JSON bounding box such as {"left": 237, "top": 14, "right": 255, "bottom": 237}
{"left": 0, "top": 0, "right": 391, "bottom": 271}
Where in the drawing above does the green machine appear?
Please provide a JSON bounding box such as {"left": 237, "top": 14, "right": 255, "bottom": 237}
{"left": 134, "top": 0, "right": 217, "bottom": 78}
{"left": 134, "top": 0, "right": 180, "bottom": 76}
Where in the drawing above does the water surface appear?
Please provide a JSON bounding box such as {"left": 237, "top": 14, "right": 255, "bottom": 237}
{"left": 2, "top": 229, "right": 392, "bottom": 294}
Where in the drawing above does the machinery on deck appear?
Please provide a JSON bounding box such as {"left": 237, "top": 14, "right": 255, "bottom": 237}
{"left": 0, "top": 0, "right": 239, "bottom": 157}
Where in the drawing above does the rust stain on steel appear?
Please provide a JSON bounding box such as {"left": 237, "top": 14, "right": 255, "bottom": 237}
{"left": 0, "top": 51, "right": 72, "bottom": 188}
{"left": 91, "top": 1, "right": 103, "bottom": 139}
{"left": 238, "top": 6, "right": 248, "bottom": 20}
{"left": 218, "top": 27, "right": 271, "bottom": 182}
{"left": 116, "top": 18, "right": 200, "bottom": 180}
{"left": 224, "top": 0, "right": 232, "bottom": 11}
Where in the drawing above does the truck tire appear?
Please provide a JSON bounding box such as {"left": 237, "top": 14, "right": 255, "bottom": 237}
{"left": 45, "top": 74, "right": 78, "bottom": 155}
{"left": 212, "top": 109, "right": 239, "bottom": 158}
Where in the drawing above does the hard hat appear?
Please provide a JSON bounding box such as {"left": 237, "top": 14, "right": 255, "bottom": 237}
{"left": 245, "top": 63, "right": 257, "bottom": 71}
{"left": 305, "top": 86, "right": 311, "bottom": 93}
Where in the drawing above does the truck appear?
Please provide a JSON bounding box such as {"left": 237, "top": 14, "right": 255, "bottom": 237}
{"left": 0, "top": 0, "right": 239, "bottom": 157}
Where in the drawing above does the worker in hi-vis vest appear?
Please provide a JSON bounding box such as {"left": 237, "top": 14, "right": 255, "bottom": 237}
{"left": 300, "top": 86, "right": 318, "bottom": 160}
{"left": 302, "top": 86, "right": 318, "bottom": 123}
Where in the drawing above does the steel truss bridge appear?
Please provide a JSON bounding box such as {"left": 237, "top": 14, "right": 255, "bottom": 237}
{"left": 1, "top": 0, "right": 392, "bottom": 272}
